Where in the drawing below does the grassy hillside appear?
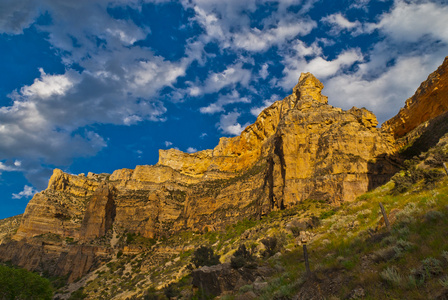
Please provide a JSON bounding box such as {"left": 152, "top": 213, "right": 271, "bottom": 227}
{"left": 55, "top": 137, "right": 448, "bottom": 300}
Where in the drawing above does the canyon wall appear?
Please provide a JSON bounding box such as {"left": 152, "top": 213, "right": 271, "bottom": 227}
{"left": 0, "top": 70, "right": 419, "bottom": 281}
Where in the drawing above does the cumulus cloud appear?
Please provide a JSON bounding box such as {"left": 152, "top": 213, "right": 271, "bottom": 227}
{"left": 0, "top": 0, "right": 191, "bottom": 191}
{"left": 217, "top": 111, "right": 249, "bottom": 136}
{"left": 373, "top": 1, "right": 448, "bottom": 43}
{"left": 12, "top": 185, "right": 38, "bottom": 199}
{"left": 165, "top": 141, "right": 173, "bottom": 147}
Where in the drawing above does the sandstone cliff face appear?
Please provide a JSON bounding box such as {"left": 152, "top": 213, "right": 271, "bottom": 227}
{"left": 0, "top": 72, "right": 400, "bottom": 281}
{"left": 382, "top": 56, "right": 448, "bottom": 138}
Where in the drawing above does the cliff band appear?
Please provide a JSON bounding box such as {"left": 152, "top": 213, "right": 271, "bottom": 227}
{"left": 0, "top": 71, "right": 417, "bottom": 281}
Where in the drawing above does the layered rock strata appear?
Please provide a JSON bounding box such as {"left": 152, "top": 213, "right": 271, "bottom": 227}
{"left": 0, "top": 72, "right": 399, "bottom": 280}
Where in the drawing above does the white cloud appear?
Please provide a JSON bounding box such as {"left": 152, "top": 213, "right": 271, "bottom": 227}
{"left": 202, "top": 63, "right": 252, "bottom": 94}
{"left": 165, "top": 141, "right": 173, "bottom": 147}
{"left": 0, "top": 1, "right": 190, "bottom": 171}
{"left": 374, "top": 1, "right": 448, "bottom": 43}
{"left": 200, "top": 132, "right": 207, "bottom": 138}
{"left": 349, "top": 0, "right": 372, "bottom": 10}
{"left": 279, "top": 48, "right": 364, "bottom": 90}
{"left": 0, "top": 162, "right": 20, "bottom": 172}
{"left": 324, "top": 55, "right": 444, "bottom": 123}
{"left": 321, "top": 13, "right": 364, "bottom": 35}
{"left": 184, "top": 0, "right": 317, "bottom": 56}
{"left": 232, "top": 21, "right": 316, "bottom": 52}
{"left": 186, "top": 147, "right": 197, "bottom": 153}
{"left": 217, "top": 111, "right": 249, "bottom": 136}
{"left": 12, "top": 185, "right": 38, "bottom": 199}
{"left": 318, "top": 0, "right": 448, "bottom": 123}
{"left": 259, "top": 63, "right": 269, "bottom": 79}
{"left": 200, "top": 90, "right": 250, "bottom": 114}
{"left": 22, "top": 68, "right": 78, "bottom": 99}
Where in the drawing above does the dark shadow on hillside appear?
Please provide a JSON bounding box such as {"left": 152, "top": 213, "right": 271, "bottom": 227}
{"left": 367, "top": 154, "right": 402, "bottom": 191}
{"left": 367, "top": 111, "right": 448, "bottom": 192}
{"left": 400, "top": 111, "right": 448, "bottom": 159}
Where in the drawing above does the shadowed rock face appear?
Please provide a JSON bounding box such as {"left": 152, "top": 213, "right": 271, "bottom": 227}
{"left": 382, "top": 56, "right": 448, "bottom": 139}
{"left": 0, "top": 72, "right": 401, "bottom": 280}
{"left": 80, "top": 182, "right": 116, "bottom": 241}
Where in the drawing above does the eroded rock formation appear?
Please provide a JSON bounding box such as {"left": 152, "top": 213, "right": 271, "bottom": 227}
{"left": 0, "top": 72, "right": 401, "bottom": 281}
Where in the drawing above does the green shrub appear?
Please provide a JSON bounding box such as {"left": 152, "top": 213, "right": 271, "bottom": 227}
{"left": 424, "top": 210, "right": 445, "bottom": 222}
{"left": 231, "top": 244, "right": 256, "bottom": 269}
{"left": 423, "top": 169, "right": 444, "bottom": 186}
{"left": 421, "top": 257, "right": 443, "bottom": 276}
{"left": 191, "top": 246, "right": 220, "bottom": 268}
{"left": 391, "top": 173, "right": 413, "bottom": 194}
{"left": 320, "top": 210, "right": 336, "bottom": 220}
{"left": 0, "top": 265, "right": 53, "bottom": 300}
{"left": 439, "top": 275, "right": 448, "bottom": 289}
{"left": 261, "top": 236, "right": 278, "bottom": 258}
{"left": 411, "top": 257, "right": 443, "bottom": 283}
{"left": 163, "top": 283, "right": 179, "bottom": 298}
{"left": 442, "top": 250, "right": 448, "bottom": 262}
{"left": 69, "top": 287, "right": 87, "bottom": 299}
{"left": 380, "top": 266, "right": 404, "bottom": 287}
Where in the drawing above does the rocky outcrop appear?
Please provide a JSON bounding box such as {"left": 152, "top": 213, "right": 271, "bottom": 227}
{"left": 0, "top": 215, "right": 21, "bottom": 244}
{"left": 79, "top": 182, "right": 116, "bottom": 240}
{"left": 382, "top": 56, "right": 448, "bottom": 138}
{"left": 0, "top": 72, "right": 401, "bottom": 280}
{"left": 191, "top": 263, "right": 273, "bottom": 296}
{"left": 0, "top": 238, "right": 110, "bottom": 282}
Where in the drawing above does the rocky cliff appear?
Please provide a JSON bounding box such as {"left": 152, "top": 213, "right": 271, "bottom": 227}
{"left": 0, "top": 72, "right": 401, "bottom": 281}
{"left": 382, "top": 56, "right": 448, "bottom": 139}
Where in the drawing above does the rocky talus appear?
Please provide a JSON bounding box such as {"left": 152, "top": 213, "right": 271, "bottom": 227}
{"left": 0, "top": 73, "right": 399, "bottom": 281}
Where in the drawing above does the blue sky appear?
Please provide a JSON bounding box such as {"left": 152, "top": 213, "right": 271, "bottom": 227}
{"left": 1, "top": 0, "right": 448, "bottom": 219}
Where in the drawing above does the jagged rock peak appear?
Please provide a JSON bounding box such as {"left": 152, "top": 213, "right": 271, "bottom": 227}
{"left": 292, "top": 72, "right": 328, "bottom": 105}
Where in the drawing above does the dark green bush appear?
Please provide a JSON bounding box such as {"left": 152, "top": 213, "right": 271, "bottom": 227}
{"left": 261, "top": 236, "right": 278, "bottom": 258}
{"left": 191, "top": 246, "right": 220, "bottom": 268}
{"left": 230, "top": 244, "right": 256, "bottom": 269}
{"left": 423, "top": 169, "right": 444, "bottom": 186}
{"left": 163, "top": 283, "right": 179, "bottom": 299}
{"left": 0, "top": 264, "right": 53, "bottom": 300}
